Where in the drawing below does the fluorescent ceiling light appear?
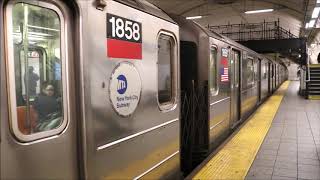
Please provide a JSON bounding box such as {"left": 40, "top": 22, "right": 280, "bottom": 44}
{"left": 245, "top": 9, "right": 274, "bottom": 14}
{"left": 305, "top": 22, "right": 309, "bottom": 28}
{"left": 312, "top": 7, "right": 320, "bottom": 18}
{"left": 29, "top": 41, "right": 37, "bottom": 45}
{"left": 186, "top": 16, "right": 202, "bottom": 20}
{"left": 29, "top": 32, "right": 53, "bottom": 37}
{"left": 309, "top": 19, "right": 316, "bottom": 28}
{"left": 27, "top": 25, "right": 60, "bottom": 32}
{"left": 13, "top": 33, "right": 46, "bottom": 41}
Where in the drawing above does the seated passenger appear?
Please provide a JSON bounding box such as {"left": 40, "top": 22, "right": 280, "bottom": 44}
{"left": 33, "top": 82, "right": 61, "bottom": 132}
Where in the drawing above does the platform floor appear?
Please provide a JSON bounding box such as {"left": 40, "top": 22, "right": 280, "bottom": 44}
{"left": 191, "top": 81, "right": 320, "bottom": 180}
{"left": 246, "top": 81, "right": 320, "bottom": 180}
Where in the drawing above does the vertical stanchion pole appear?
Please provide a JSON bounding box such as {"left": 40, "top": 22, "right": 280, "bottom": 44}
{"left": 23, "top": 4, "right": 31, "bottom": 133}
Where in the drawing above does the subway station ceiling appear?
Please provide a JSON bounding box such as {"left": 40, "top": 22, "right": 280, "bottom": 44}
{"left": 148, "top": 0, "right": 319, "bottom": 40}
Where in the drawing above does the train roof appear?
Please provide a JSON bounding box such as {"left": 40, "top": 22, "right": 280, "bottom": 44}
{"left": 114, "top": 0, "right": 176, "bottom": 24}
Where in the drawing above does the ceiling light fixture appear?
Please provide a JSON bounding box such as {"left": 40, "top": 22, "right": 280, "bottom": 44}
{"left": 186, "top": 15, "right": 202, "bottom": 20}
{"left": 309, "top": 19, "right": 316, "bottom": 28}
{"left": 312, "top": 7, "right": 320, "bottom": 18}
{"left": 305, "top": 22, "right": 309, "bottom": 28}
{"left": 244, "top": 9, "right": 274, "bottom": 14}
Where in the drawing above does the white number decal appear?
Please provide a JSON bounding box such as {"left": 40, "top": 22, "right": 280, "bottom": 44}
{"left": 109, "top": 17, "right": 116, "bottom": 38}
{"left": 116, "top": 18, "right": 125, "bottom": 38}
{"left": 108, "top": 15, "right": 141, "bottom": 41}
{"left": 125, "top": 21, "right": 133, "bottom": 40}
{"left": 132, "top": 23, "right": 140, "bottom": 41}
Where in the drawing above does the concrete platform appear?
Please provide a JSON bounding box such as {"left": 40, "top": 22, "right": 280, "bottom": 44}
{"left": 246, "top": 81, "right": 320, "bottom": 180}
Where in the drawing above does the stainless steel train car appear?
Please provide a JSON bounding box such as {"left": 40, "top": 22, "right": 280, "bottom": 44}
{"left": 1, "top": 0, "right": 180, "bottom": 179}
{"left": 0, "top": 0, "right": 287, "bottom": 179}
{"left": 170, "top": 16, "right": 287, "bottom": 174}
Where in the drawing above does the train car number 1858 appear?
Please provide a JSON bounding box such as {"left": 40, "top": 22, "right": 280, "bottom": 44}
{"left": 107, "top": 14, "right": 141, "bottom": 42}
{"left": 106, "top": 13, "right": 142, "bottom": 59}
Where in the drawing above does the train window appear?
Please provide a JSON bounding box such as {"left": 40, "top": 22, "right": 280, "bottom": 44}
{"left": 157, "top": 33, "right": 177, "bottom": 110}
{"left": 254, "top": 59, "right": 258, "bottom": 80}
{"left": 209, "top": 46, "right": 218, "bottom": 96}
{"left": 264, "top": 62, "right": 268, "bottom": 79}
{"left": 6, "top": 2, "right": 67, "bottom": 141}
{"left": 247, "top": 58, "right": 254, "bottom": 86}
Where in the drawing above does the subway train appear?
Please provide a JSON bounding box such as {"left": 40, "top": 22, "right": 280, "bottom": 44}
{"left": 0, "top": 0, "right": 287, "bottom": 179}
{"left": 172, "top": 15, "right": 288, "bottom": 175}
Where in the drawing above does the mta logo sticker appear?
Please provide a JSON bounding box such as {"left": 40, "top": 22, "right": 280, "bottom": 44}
{"left": 117, "top": 74, "right": 127, "bottom": 94}
{"left": 109, "top": 62, "right": 142, "bottom": 117}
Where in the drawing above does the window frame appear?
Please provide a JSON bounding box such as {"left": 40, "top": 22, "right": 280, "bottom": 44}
{"left": 156, "top": 31, "right": 178, "bottom": 112}
{"left": 5, "top": 1, "right": 69, "bottom": 142}
{"left": 209, "top": 45, "right": 219, "bottom": 96}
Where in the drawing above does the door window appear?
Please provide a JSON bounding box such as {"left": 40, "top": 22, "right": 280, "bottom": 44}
{"left": 233, "top": 50, "right": 240, "bottom": 85}
{"left": 6, "top": 2, "right": 67, "bottom": 141}
{"left": 157, "top": 33, "right": 177, "bottom": 110}
{"left": 264, "top": 62, "right": 268, "bottom": 79}
{"left": 247, "top": 58, "right": 254, "bottom": 86}
{"left": 209, "top": 47, "right": 218, "bottom": 95}
{"left": 254, "top": 59, "right": 258, "bottom": 81}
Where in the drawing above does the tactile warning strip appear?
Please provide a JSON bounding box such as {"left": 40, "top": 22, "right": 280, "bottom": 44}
{"left": 309, "top": 95, "right": 320, "bottom": 100}
{"left": 192, "top": 81, "right": 290, "bottom": 180}
{"left": 310, "top": 64, "right": 320, "bottom": 68}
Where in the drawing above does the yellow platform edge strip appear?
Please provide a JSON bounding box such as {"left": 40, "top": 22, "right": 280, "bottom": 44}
{"left": 192, "top": 81, "right": 290, "bottom": 180}
{"left": 309, "top": 95, "right": 320, "bottom": 100}
{"left": 309, "top": 64, "right": 320, "bottom": 67}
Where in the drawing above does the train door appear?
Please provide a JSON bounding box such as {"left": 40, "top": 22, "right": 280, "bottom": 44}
{"left": 274, "top": 64, "right": 276, "bottom": 91}
{"left": 278, "top": 65, "right": 281, "bottom": 85}
{"left": 272, "top": 64, "right": 275, "bottom": 92}
{"left": 258, "top": 59, "right": 262, "bottom": 102}
{"left": 2, "top": 1, "right": 78, "bottom": 179}
{"left": 268, "top": 62, "right": 271, "bottom": 94}
{"left": 230, "top": 49, "right": 241, "bottom": 127}
{"left": 270, "top": 63, "right": 273, "bottom": 93}
{"left": 274, "top": 64, "right": 278, "bottom": 90}
{"left": 276, "top": 65, "right": 278, "bottom": 86}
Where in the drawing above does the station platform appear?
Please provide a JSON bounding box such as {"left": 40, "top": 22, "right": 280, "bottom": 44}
{"left": 190, "top": 81, "right": 320, "bottom": 180}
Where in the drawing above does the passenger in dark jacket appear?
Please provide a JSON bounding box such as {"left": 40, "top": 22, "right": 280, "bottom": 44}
{"left": 33, "top": 83, "right": 60, "bottom": 122}
{"left": 24, "top": 66, "right": 40, "bottom": 96}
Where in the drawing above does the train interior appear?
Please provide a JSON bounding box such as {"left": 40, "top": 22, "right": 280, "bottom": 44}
{"left": 11, "top": 3, "right": 63, "bottom": 135}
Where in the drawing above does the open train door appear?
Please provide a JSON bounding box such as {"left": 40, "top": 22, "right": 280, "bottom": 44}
{"left": 1, "top": 1, "right": 79, "bottom": 179}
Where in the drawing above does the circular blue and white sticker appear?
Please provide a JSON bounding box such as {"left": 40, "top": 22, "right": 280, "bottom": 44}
{"left": 109, "top": 62, "right": 142, "bottom": 117}
{"left": 116, "top": 75, "right": 127, "bottom": 94}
